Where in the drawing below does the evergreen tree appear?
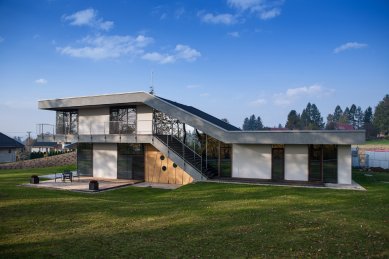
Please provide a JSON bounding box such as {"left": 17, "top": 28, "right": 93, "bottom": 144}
{"left": 221, "top": 118, "right": 229, "bottom": 124}
{"left": 363, "top": 106, "right": 373, "bottom": 127}
{"left": 355, "top": 106, "right": 364, "bottom": 129}
{"left": 300, "top": 102, "right": 324, "bottom": 129}
{"left": 333, "top": 105, "right": 343, "bottom": 122}
{"left": 349, "top": 104, "right": 357, "bottom": 128}
{"left": 285, "top": 110, "right": 301, "bottom": 129}
{"left": 242, "top": 114, "right": 264, "bottom": 130}
{"left": 373, "top": 94, "right": 389, "bottom": 134}
{"left": 339, "top": 107, "right": 350, "bottom": 124}
{"left": 326, "top": 114, "right": 335, "bottom": 130}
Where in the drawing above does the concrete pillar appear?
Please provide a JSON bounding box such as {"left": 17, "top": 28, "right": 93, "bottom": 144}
{"left": 93, "top": 143, "right": 117, "bottom": 179}
{"left": 338, "top": 145, "right": 352, "bottom": 184}
{"left": 285, "top": 145, "right": 309, "bottom": 181}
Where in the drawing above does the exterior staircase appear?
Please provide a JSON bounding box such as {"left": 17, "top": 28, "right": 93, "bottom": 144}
{"left": 153, "top": 134, "right": 218, "bottom": 181}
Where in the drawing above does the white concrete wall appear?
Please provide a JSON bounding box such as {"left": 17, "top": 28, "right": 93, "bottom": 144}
{"left": 232, "top": 144, "right": 271, "bottom": 179}
{"left": 78, "top": 107, "right": 110, "bottom": 134}
{"left": 93, "top": 143, "right": 117, "bottom": 179}
{"left": 137, "top": 105, "right": 153, "bottom": 134}
{"left": 338, "top": 145, "right": 352, "bottom": 184}
{"left": 285, "top": 145, "right": 309, "bottom": 181}
{"left": 0, "top": 149, "right": 16, "bottom": 163}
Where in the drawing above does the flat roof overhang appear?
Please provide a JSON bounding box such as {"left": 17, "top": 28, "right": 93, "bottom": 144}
{"left": 38, "top": 91, "right": 365, "bottom": 145}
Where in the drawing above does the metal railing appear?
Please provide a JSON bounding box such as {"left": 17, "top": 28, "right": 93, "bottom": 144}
{"left": 155, "top": 134, "right": 203, "bottom": 175}
{"left": 36, "top": 120, "right": 153, "bottom": 137}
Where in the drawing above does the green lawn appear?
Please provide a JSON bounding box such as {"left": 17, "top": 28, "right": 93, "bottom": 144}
{"left": 0, "top": 166, "right": 388, "bottom": 258}
{"left": 363, "top": 139, "right": 389, "bottom": 145}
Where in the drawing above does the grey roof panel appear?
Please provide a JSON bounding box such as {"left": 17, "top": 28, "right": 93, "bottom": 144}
{"left": 157, "top": 97, "right": 241, "bottom": 131}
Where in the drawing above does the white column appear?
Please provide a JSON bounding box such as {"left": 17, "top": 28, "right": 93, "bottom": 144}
{"left": 93, "top": 143, "right": 117, "bottom": 179}
{"left": 337, "top": 145, "right": 352, "bottom": 184}
{"left": 285, "top": 145, "right": 309, "bottom": 181}
{"left": 232, "top": 144, "right": 271, "bottom": 179}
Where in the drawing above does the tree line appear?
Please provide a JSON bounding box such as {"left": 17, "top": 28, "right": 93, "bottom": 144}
{"left": 240, "top": 94, "right": 389, "bottom": 137}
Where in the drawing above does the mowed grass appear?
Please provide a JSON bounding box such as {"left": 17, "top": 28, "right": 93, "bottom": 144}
{"left": 0, "top": 166, "right": 388, "bottom": 258}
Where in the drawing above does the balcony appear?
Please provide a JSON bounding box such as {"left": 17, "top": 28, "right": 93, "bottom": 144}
{"left": 36, "top": 120, "right": 153, "bottom": 144}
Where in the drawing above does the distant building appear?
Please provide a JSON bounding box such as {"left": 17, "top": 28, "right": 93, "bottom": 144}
{"left": 0, "top": 132, "right": 24, "bottom": 163}
{"left": 31, "top": 142, "right": 61, "bottom": 153}
{"left": 335, "top": 123, "right": 354, "bottom": 130}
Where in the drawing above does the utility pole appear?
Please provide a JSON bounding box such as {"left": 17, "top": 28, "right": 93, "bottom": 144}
{"left": 27, "top": 131, "right": 32, "bottom": 153}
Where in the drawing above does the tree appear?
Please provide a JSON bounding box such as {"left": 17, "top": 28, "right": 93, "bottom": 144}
{"left": 242, "top": 114, "right": 264, "bottom": 130}
{"left": 363, "top": 106, "right": 373, "bottom": 127}
{"left": 221, "top": 118, "right": 229, "bottom": 124}
{"left": 300, "top": 102, "right": 324, "bottom": 130}
{"left": 339, "top": 107, "right": 350, "bottom": 124}
{"left": 373, "top": 94, "right": 389, "bottom": 134}
{"left": 285, "top": 110, "right": 301, "bottom": 130}
{"left": 326, "top": 114, "right": 335, "bottom": 130}
{"left": 333, "top": 105, "right": 343, "bottom": 122}
{"left": 355, "top": 106, "right": 364, "bottom": 129}
{"left": 349, "top": 104, "right": 357, "bottom": 128}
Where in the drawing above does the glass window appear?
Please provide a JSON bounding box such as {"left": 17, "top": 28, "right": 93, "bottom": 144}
{"left": 110, "top": 106, "right": 136, "bottom": 134}
{"left": 56, "top": 110, "right": 78, "bottom": 134}
{"left": 272, "top": 147, "right": 284, "bottom": 181}
{"left": 220, "top": 142, "right": 232, "bottom": 177}
{"left": 77, "top": 143, "right": 93, "bottom": 176}
{"left": 323, "top": 145, "right": 337, "bottom": 183}
{"left": 309, "top": 145, "right": 338, "bottom": 183}
{"left": 117, "top": 144, "right": 144, "bottom": 180}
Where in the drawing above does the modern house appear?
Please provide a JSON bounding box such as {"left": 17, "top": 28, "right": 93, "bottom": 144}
{"left": 0, "top": 132, "right": 24, "bottom": 163}
{"left": 37, "top": 91, "right": 364, "bottom": 186}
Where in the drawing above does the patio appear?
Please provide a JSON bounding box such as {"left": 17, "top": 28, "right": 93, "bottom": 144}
{"left": 22, "top": 177, "right": 142, "bottom": 193}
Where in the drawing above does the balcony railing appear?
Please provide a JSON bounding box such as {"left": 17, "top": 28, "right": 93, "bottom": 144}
{"left": 37, "top": 120, "right": 153, "bottom": 138}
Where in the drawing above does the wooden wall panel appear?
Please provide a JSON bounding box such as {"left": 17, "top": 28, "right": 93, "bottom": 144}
{"left": 144, "top": 144, "right": 193, "bottom": 185}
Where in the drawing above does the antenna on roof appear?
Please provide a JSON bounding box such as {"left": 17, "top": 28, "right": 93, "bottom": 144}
{"left": 149, "top": 70, "right": 155, "bottom": 95}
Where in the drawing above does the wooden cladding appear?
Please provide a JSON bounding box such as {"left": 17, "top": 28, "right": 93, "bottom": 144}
{"left": 145, "top": 144, "right": 193, "bottom": 185}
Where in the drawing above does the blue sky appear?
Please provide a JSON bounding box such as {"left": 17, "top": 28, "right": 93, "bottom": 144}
{"left": 0, "top": 0, "right": 388, "bottom": 138}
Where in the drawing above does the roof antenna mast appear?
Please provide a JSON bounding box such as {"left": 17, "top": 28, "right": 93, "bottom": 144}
{"left": 149, "top": 70, "right": 155, "bottom": 95}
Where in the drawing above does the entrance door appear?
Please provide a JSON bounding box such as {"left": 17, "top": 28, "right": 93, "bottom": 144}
{"left": 272, "top": 148, "right": 284, "bottom": 181}
{"left": 309, "top": 145, "right": 322, "bottom": 182}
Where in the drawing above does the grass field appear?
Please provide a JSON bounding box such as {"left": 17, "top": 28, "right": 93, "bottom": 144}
{"left": 1, "top": 166, "right": 388, "bottom": 258}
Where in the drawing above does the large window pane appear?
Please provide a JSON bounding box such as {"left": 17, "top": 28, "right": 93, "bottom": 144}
{"left": 220, "top": 143, "right": 232, "bottom": 177}
{"left": 117, "top": 144, "right": 144, "bottom": 180}
{"left": 110, "top": 107, "right": 136, "bottom": 134}
{"left": 323, "top": 145, "right": 337, "bottom": 183}
{"left": 77, "top": 143, "right": 93, "bottom": 176}
{"left": 56, "top": 110, "right": 78, "bottom": 134}
{"left": 272, "top": 147, "right": 284, "bottom": 181}
{"left": 309, "top": 145, "right": 322, "bottom": 181}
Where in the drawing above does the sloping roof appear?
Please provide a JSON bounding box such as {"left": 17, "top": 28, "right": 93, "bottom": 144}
{"left": 158, "top": 97, "right": 241, "bottom": 131}
{"left": 0, "top": 132, "right": 24, "bottom": 148}
{"left": 38, "top": 91, "right": 366, "bottom": 144}
{"left": 32, "top": 142, "right": 58, "bottom": 147}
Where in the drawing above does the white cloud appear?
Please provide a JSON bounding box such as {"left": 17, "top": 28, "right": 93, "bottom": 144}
{"left": 200, "top": 93, "right": 210, "bottom": 97}
{"left": 227, "top": 0, "right": 283, "bottom": 20}
{"left": 186, "top": 84, "right": 201, "bottom": 89}
{"left": 175, "top": 8, "right": 185, "bottom": 19}
{"left": 57, "top": 34, "right": 153, "bottom": 60}
{"left": 142, "top": 44, "right": 201, "bottom": 64}
{"left": 199, "top": 12, "right": 238, "bottom": 25}
{"left": 249, "top": 98, "right": 267, "bottom": 107}
{"left": 274, "top": 84, "right": 334, "bottom": 106}
{"left": 35, "top": 78, "right": 48, "bottom": 85}
{"left": 333, "top": 42, "right": 368, "bottom": 54}
{"left": 0, "top": 36, "right": 4, "bottom": 43}
{"left": 228, "top": 31, "right": 240, "bottom": 37}
{"left": 63, "top": 8, "right": 114, "bottom": 31}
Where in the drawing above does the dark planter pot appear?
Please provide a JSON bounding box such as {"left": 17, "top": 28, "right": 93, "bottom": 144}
{"left": 89, "top": 181, "right": 99, "bottom": 191}
{"left": 30, "top": 175, "right": 39, "bottom": 184}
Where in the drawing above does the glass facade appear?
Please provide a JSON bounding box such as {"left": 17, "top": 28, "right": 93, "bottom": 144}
{"left": 117, "top": 144, "right": 145, "bottom": 180}
{"left": 110, "top": 106, "right": 137, "bottom": 134}
{"left": 309, "top": 145, "right": 338, "bottom": 183}
{"left": 56, "top": 110, "right": 78, "bottom": 134}
{"left": 272, "top": 147, "right": 284, "bottom": 181}
{"left": 77, "top": 143, "right": 93, "bottom": 176}
{"left": 205, "top": 136, "right": 232, "bottom": 178}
